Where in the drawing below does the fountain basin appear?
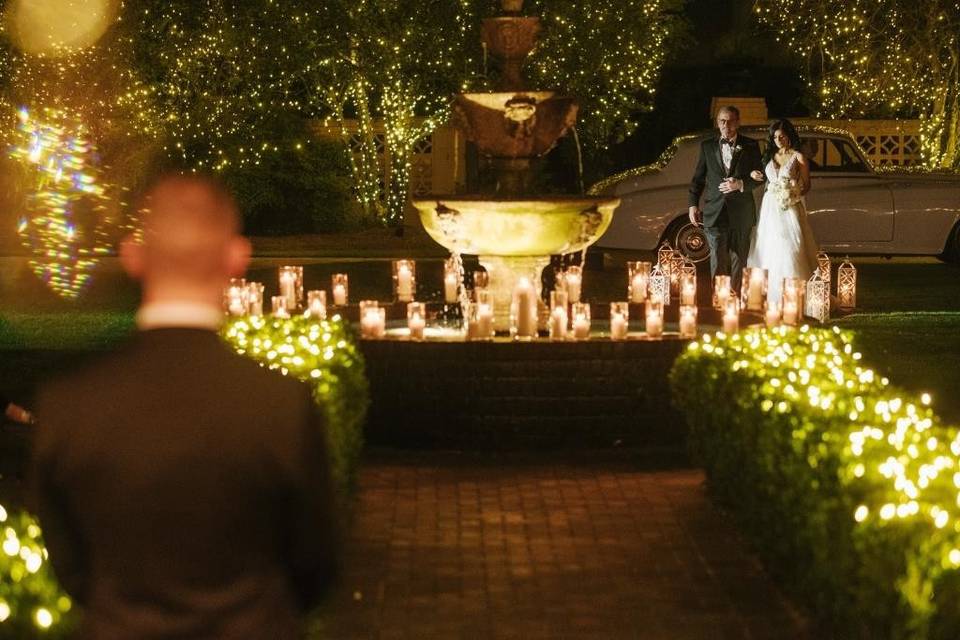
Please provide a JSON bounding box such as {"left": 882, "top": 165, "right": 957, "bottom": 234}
{"left": 412, "top": 196, "right": 619, "bottom": 331}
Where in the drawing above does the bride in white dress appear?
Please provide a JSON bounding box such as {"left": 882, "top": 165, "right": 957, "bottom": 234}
{"left": 747, "top": 118, "right": 820, "bottom": 307}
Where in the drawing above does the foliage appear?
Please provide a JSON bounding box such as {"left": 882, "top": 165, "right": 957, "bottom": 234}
{"left": 753, "top": 0, "right": 960, "bottom": 169}
{"left": 671, "top": 325, "right": 960, "bottom": 638}
{"left": 0, "top": 505, "right": 75, "bottom": 638}
{"left": 222, "top": 314, "right": 368, "bottom": 497}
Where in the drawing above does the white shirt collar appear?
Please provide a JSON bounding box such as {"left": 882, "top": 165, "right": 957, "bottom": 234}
{"left": 136, "top": 301, "right": 224, "bottom": 331}
{"left": 721, "top": 134, "right": 738, "bottom": 146}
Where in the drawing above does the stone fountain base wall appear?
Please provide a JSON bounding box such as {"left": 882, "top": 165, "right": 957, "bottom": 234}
{"left": 359, "top": 338, "right": 689, "bottom": 451}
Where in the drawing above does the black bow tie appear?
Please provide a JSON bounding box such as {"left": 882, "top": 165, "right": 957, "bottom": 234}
{"left": 721, "top": 138, "right": 736, "bottom": 146}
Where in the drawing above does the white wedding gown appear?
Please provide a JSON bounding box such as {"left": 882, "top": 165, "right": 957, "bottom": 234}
{"left": 747, "top": 154, "right": 820, "bottom": 307}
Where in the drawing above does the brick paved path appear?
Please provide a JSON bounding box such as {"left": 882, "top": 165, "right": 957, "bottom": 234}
{"left": 319, "top": 453, "right": 811, "bottom": 640}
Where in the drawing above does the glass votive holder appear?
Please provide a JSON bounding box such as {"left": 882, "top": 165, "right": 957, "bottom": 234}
{"left": 331, "top": 273, "right": 349, "bottom": 306}
{"left": 563, "top": 265, "right": 583, "bottom": 304}
{"left": 765, "top": 301, "right": 781, "bottom": 328}
{"left": 679, "top": 271, "right": 697, "bottom": 306}
{"left": 393, "top": 259, "right": 417, "bottom": 303}
{"left": 549, "top": 289, "right": 569, "bottom": 340}
{"left": 713, "top": 275, "right": 732, "bottom": 310}
{"left": 443, "top": 258, "right": 460, "bottom": 304}
{"left": 645, "top": 299, "right": 664, "bottom": 338}
{"left": 359, "top": 300, "right": 386, "bottom": 339}
{"left": 306, "top": 290, "right": 327, "bottom": 320}
{"left": 627, "top": 261, "right": 651, "bottom": 304}
{"left": 741, "top": 267, "right": 768, "bottom": 312}
{"left": 474, "top": 290, "right": 495, "bottom": 340}
{"left": 609, "top": 302, "right": 629, "bottom": 340}
{"left": 570, "top": 302, "right": 591, "bottom": 340}
{"left": 278, "top": 266, "right": 302, "bottom": 311}
{"left": 679, "top": 304, "right": 698, "bottom": 339}
{"left": 781, "top": 277, "right": 805, "bottom": 326}
{"left": 246, "top": 282, "right": 264, "bottom": 317}
{"left": 407, "top": 301, "right": 426, "bottom": 340}
{"left": 722, "top": 297, "right": 740, "bottom": 334}
{"left": 271, "top": 295, "right": 290, "bottom": 319}
{"left": 472, "top": 269, "right": 489, "bottom": 295}
{"left": 225, "top": 278, "right": 247, "bottom": 316}
{"left": 511, "top": 277, "right": 538, "bottom": 340}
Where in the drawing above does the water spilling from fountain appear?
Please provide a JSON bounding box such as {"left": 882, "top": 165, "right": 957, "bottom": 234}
{"left": 412, "top": 0, "right": 620, "bottom": 332}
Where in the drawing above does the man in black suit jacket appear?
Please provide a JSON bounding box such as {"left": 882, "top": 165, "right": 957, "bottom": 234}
{"left": 31, "top": 175, "right": 338, "bottom": 639}
{"left": 688, "top": 105, "right": 764, "bottom": 289}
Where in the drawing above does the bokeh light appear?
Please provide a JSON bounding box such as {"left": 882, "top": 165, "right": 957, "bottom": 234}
{"left": 4, "top": 0, "right": 118, "bottom": 57}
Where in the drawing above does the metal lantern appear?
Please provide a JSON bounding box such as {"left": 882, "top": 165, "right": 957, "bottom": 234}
{"left": 649, "top": 263, "right": 670, "bottom": 306}
{"left": 805, "top": 272, "right": 830, "bottom": 323}
{"left": 817, "top": 251, "right": 831, "bottom": 283}
{"left": 669, "top": 251, "right": 687, "bottom": 290}
{"left": 837, "top": 258, "right": 857, "bottom": 310}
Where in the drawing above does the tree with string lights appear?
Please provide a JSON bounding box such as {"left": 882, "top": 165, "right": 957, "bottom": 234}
{"left": 753, "top": 0, "right": 960, "bottom": 169}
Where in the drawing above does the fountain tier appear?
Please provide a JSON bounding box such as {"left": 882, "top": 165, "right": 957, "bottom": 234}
{"left": 412, "top": 196, "right": 619, "bottom": 331}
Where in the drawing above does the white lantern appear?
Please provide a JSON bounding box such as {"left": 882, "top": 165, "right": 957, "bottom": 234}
{"left": 837, "top": 258, "right": 857, "bottom": 310}
{"left": 805, "top": 272, "right": 830, "bottom": 323}
{"left": 817, "top": 251, "right": 831, "bottom": 283}
{"left": 649, "top": 263, "right": 670, "bottom": 306}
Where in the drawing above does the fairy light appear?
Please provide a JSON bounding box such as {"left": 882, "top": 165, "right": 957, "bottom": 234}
{"left": 754, "top": 0, "right": 960, "bottom": 169}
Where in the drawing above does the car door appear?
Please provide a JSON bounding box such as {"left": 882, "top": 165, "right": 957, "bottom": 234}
{"left": 802, "top": 136, "right": 895, "bottom": 245}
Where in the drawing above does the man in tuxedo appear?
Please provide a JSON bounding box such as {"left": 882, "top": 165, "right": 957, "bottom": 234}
{"left": 688, "top": 105, "right": 764, "bottom": 289}
{"left": 30, "top": 175, "right": 338, "bottom": 639}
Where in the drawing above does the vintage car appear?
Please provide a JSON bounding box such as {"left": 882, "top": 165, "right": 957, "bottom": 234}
{"left": 590, "top": 125, "right": 960, "bottom": 262}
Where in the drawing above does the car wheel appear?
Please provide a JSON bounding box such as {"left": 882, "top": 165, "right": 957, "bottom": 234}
{"left": 664, "top": 220, "right": 711, "bottom": 264}
{"left": 938, "top": 223, "right": 960, "bottom": 263}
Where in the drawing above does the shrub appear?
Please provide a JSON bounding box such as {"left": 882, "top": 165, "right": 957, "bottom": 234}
{"left": 222, "top": 314, "right": 368, "bottom": 498}
{"left": 670, "top": 326, "right": 960, "bottom": 639}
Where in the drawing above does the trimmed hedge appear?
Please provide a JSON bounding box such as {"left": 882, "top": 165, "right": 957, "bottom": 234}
{"left": 670, "top": 326, "right": 960, "bottom": 639}
{"left": 222, "top": 313, "right": 368, "bottom": 497}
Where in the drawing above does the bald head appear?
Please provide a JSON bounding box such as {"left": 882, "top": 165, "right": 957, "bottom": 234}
{"left": 122, "top": 174, "right": 250, "bottom": 305}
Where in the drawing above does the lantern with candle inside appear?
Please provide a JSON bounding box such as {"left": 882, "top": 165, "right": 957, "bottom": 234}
{"left": 278, "top": 266, "right": 303, "bottom": 310}
{"left": 740, "top": 267, "right": 768, "bottom": 312}
{"left": 679, "top": 304, "right": 698, "bottom": 339}
{"left": 669, "top": 252, "right": 687, "bottom": 292}
{"left": 657, "top": 242, "right": 677, "bottom": 288}
{"left": 817, "top": 251, "right": 831, "bottom": 283}
{"left": 781, "top": 277, "right": 805, "bottom": 326}
{"left": 713, "top": 275, "right": 731, "bottom": 310}
{"left": 837, "top": 258, "right": 857, "bottom": 310}
{"left": 271, "top": 295, "right": 290, "bottom": 319}
{"left": 443, "top": 258, "right": 461, "bottom": 304}
{"left": 474, "top": 289, "right": 495, "bottom": 339}
{"left": 407, "top": 302, "right": 426, "bottom": 340}
{"left": 549, "top": 289, "right": 569, "bottom": 340}
{"left": 247, "top": 282, "right": 264, "bottom": 317}
{"left": 571, "top": 303, "right": 591, "bottom": 340}
{"left": 649, "top": 263, "right": 670, "bottom": 306}
{"left": 331, "top": 273, "right": 349, "bottom": 306}
{"left": 225, "top": 278, "right": 247, "bottom": 316}
{"left": 722, "top": 297, "right": 740, "bottom": 334}
{"left": 609, "top": 302, "right": 629, "bottom": 340}
{"left": 805, "top": 272, "right": 830, "bottom": 323}
{"left": 679, "top": 270, "right": 697, "bottom": 306}
{"left": 645, "top": 299, "right": 664, "bottom": 338}
{"left": 563, "top": 265, "right": 583, "bottom": 303}
{"left": 306, "top": 290, "right": 327, "bottom": 320}
{"left": 392, "top": 260, "right": 417, "bottom": 303}
{"left": 510, "top": 277, "right": 538, "bottom": 340}
{"left": 472, "top": 269, "right": 489, "bottom": 297}
{"left": 359, "top": 300, "right": 386, "bottom": 339}
{"left": 627, "top": 261, "right": 650, "bottom": 304}
{"left": 765, "top": 300, "right": 781, "bottom": 328}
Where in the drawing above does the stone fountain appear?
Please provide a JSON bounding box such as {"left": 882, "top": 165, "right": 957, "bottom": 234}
{"left": 412, "top": 0, "right": 620, "bottom": 332}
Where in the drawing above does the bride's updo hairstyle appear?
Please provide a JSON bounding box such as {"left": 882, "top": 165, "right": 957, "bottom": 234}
{"left": 763, "top": 118, "right": 802, "bottom": 164}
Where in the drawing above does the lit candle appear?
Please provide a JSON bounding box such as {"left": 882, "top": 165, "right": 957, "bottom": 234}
{"left": 765, "top": 305, "right": 781, "bottom": 328}
{"left": 395, "top": 261, "right": 415, "bottom": 302}
{"left": 331, "top": 274, "right": 348, "bottom": 306}
{"left": 714, "top": 275, "right": 731, "bottom": 310}
{"left": 680, "top": 274, "right": 696, "bottom": 306}
{"left": 307, "top": 290, "right": 326, "bottom": 319}
{"left": 745, "top": 268, "right": 766, "bottom": 311}
{"left": 360, "top": 304, "right": 385, "bottom": 339}
{"left": 279, "top": 267, "right": 299, "bottom": 310}
{"left": 513, "top": 278, "right": 537, "bottom": 339}
{"left": 271, "top": 296, "right": 290, "bottom": 319}
{"left": 444, "top": 272, "right": 459, "bottom": 303}
{"left": 247, "top": 282, "right": 264, "bottom": 317}
{"left": 549, "top": 306, "right": 568, "bottom": 340}
{"left": 571, "top": 303, "right": 591, "bottom": 340}
{"left": 609, "top": 302, "right": 629, "bottom": 340}
{"left": 477, "top": 302, "right": 494, "bottom": 339}
{"left": 227, "top": 286, "right": 246, "bottom": 316}
{"left": 407, "top": 302, "right": 426, "bottom": 341}
{"left": 679, "top": 304, "right": 697, "bottom": 338}
{"left": 782, "top": 301, "right": 798, "bottom": 326}
{"left": 564, "top": 267, "right": 583, "bottom": 304}
{"left": 722, "top": 299, "right": 739, "bottom": 334}
{"left": 645, "top": 301, "right": 664, "bottom": 338}
{"left": 630, "top": 273, "right": 647, "bottom": 303}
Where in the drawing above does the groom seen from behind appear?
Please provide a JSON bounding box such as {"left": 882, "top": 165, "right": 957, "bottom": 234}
{"left": 688, "top": 105, "right": 764, "bottom": 290}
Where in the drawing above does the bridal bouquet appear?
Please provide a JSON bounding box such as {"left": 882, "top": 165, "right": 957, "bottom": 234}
{"left": 769, "top": 175, "right": 802, "bottom": 211}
